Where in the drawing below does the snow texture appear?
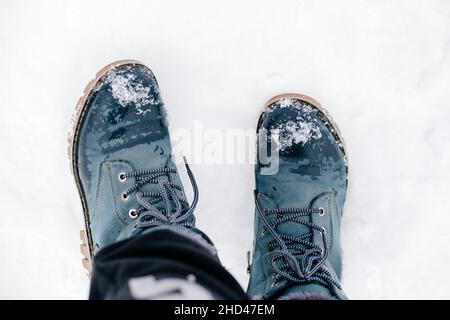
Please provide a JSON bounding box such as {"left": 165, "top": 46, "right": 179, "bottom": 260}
{"left": 98, "top": 68, "right": 160, "bottom": 115}
{"left": 1, "top": 0, "right": 450, "bottom": 299}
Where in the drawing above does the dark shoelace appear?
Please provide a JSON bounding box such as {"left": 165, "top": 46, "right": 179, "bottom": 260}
{"left": 254, "top": 191, "right": 341, "bottom": 289}
{"left": 120, "top": 157, "right": 198, "bottom": 231}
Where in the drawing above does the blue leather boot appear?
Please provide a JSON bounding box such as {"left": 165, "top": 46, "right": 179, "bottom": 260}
{"left": 69, "top": 60, "right": 209, "bottom": 274}
{"left": 247, "top": 94, "right": 348, "bottom": 300}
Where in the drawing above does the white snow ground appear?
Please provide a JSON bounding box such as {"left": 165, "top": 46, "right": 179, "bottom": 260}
{"left": 1, "top": 0, "right": 450, "bottom": 300}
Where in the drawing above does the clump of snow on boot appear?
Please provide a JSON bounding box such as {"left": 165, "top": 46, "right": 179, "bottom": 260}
{"left": 267, "top": 98, "right": 322, "bottom": 151}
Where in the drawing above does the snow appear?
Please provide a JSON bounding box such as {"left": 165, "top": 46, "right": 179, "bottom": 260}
{"left": 1, "top": 0, "right": 450, "bottom": 299}
{"left": 272, "top": 119, "right": 322, "bottom": 151}
{"left": 99, "top": 68, "right": 160, "bottom": 115}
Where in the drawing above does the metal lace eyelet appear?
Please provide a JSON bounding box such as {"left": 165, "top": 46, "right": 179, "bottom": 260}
{"left": 122, "top": 192, "right": 129, "bottom": 201}
{"left": 128, "top": 209, "right": 138, "bottom": 219}
{"left": 262, "top": 227, "right": 267, "bottom": 235}
{"left": 118, "top": 172, "right": 127, "bottom": 182}
{"left": 319, "top": 207, "right": 325, "bottom": 216}
{"left": 321, "top": 227, "right": 327, "bottom": 235}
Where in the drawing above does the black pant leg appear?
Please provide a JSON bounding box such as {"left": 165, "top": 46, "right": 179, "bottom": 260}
{"left": 89, "top": 228, "right": 248, "bottom": 300}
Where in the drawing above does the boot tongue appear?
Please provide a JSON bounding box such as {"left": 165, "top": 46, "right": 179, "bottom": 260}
{"left": 279, "top": 283, "right": 336, "bottom": 300}
{"left": 275, "top": 212, "right": 311, "bottom": 240}
{"left": 260, "top": 160, "right": 315, "bottom": 242}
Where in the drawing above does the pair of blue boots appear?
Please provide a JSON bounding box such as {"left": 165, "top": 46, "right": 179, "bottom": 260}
{"left": 69, "top": 60, "right": 348, "bottom": 300}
